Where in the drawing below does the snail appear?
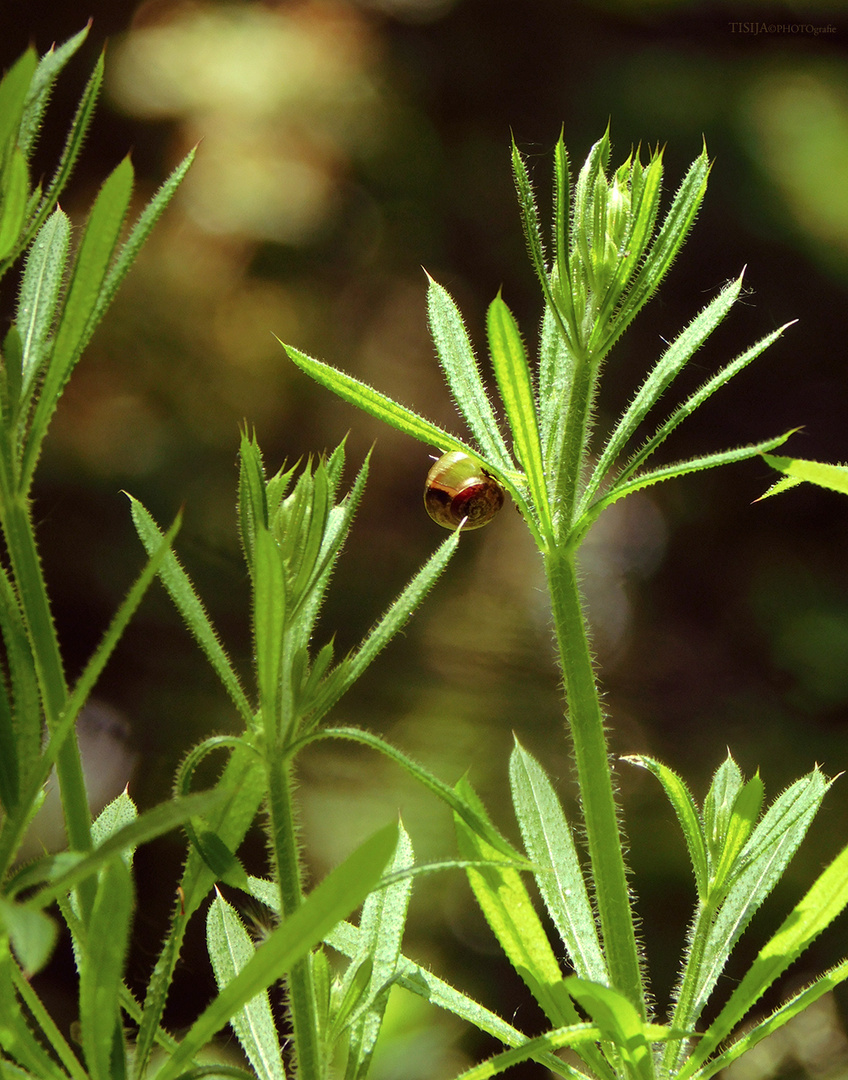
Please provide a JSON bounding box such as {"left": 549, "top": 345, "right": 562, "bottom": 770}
{"left": 424, "top": 450, "right": 504, "bottom": 530}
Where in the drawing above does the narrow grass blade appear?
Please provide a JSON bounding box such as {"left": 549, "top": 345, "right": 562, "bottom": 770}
{"left": 511, "top": 137, "right": 573, "bottom": 344}
{"left": 207, "top": 891, "right": 285, "bottom": 1080}
{"left": 129, "top": 495, "right": 253, "bottom": 725}
{"left": 509, "top": 741, "right": 607, "bottom": 984}
{"left": 486, "top": 295, "right": 552, "bottom": 535}
{"left": 79, "top": 858, "right": 133, "bottom": 1080}
{"left": 678, "top": 840, "right": 848, "bottom": 1080}
{"left": 0, "top": 513, "right": 179, "bottom": 877}
{"left": 283, "top": 342, "right": 468, "bottom": 455}
{"left": 132, "top": 745, "right": 266, "bottom": 1080}
{"left": 612, "top": 325, "right": 792, "bottom": 501}
{"left": 566, "top": 978, "right": 658, "bottom": 1080}
{"left": 427, "top": 275, "right": 514, "bottom": 472}
{"left": 623, "top": 756, "right": 708, "bottom": 903}
{"left": 538, "top": 304, "right": 574, "bottom": 496}
{"left": 551, "top": 131, "right": 578, "bottom": 340}
{"left": 0, "top": 559, "right": 43, "bottom": 820}
{"left": 153, "top": 824, "right": 399, "bottom": 1080}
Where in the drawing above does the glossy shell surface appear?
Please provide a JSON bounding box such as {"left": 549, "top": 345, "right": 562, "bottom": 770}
{"left": 424, "top": 450, "right": 505, "bottom": 530}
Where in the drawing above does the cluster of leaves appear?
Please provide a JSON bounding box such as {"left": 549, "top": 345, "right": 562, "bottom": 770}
{"left": 279, "top": 128, "right": 848, "bottom": 1080}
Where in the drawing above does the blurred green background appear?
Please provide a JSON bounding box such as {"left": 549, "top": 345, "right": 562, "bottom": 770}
{"left": 3, "top": 0, "right": 848, "bottom": 1075}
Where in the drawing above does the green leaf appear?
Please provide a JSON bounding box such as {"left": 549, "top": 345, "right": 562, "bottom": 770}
{"left": 452, "top": 1022, "right": 605, "bottom": 1080}
{"left": 566, "top": 977, "right": 658, "bottom": 1080}
{"left": 0, "top": 666, "right": 18, "bottom": 813}
{"left": 679, "top": 839, "right": 848, "bottom": 1080}
{"left": 486, "top": 294, "right": 552, "bottom": 535}
{"left": 623, "top": 756, "right": 708, "bottom": 903}
{"left": 584, "top": 274, "right": 743, "bottom": 509}
{"left": 692, "top": 958, "right": 848, "bottom": 1080}
{"left": 315, "top": 726, "right": 523, "bottom": 863}
{"left": 18, "top": 790, "right": 225, "bottom": 909}
{"left": 0, "top": 949, "right": 74, "bottom": 1080}
{"left": 0, "top": 897, "right": 58, "bottom": 976}
{"left": 22, "top": 155, "right": 133, "bottom": 485}
{"left": 131, "top": 744, "right": 266, "bottom": 1079}
{"left": 708, "top": 773, "right": 764, "bottom": 899}
{"left": 91, "top": 789, "right": 138, "bottom": 851}
{"left": 16, "top": 208, "right": 71, "bottom": 401}
{"left": 0, "top": 149, "right": 29, "bottom": 262}
{"left": 683, "top": 768, "right": 830, "bottom": 1036}
{"left": 426, "top": 275, "right": 514, "bottom": 473}
{"left": 17, "top": 26, "right": 91, "bottom": 160}
{"left": 454, "top": 776, "right": 578, "bottom": 1028}
{"left": 509, "top": 740, "right": 607, "bottom": 983}
{"left": 343, "top": 825, "right": 414, "bottom": 1080}
{"left": 603, "top": 324, "right": 792, "bottom": 505}
{"left": 206, "top": 891, "right": 286, "bottom": 1080}
{"left": 761, "top": 454, "right": 848, "bottom": 498}
{"left": 0, "top": 560, "right": 40, "bottom": 817}
{"left": 323, "top": 917, "right": 574, "bottom": 1078}
{"left": 89, "top": 148, "right": 195, "bottom": 334}
{"left": 703, "top": 754, "right": 744, "bottom": 866}
{"left": 0, "top": 50, "right": 37, "bottom": 170}
{"left": 253, "top": 524, "right": 286, "bottom": 739}
{"left": 579, "top": 430, "right": 794, "bottom": 539}
{"left": 283, "top": 341, "right": 468, "bottom": 456}
{"left": 153, "top": 823, "right": 399, "bottom": 1080}
{"left": 603, "top": 145, "right": 709, "bottom": 355}
{"left": 23, "top": 52, "right": 104, "bottom": 251}
{"left": 128, "top": 495, "right": 253, "bottom": 725}
{"left": 79, "top": 858, "right": 133, "bottom": 1080}
{"left": 304, "top": 529, "right": 460, "bottom": 728}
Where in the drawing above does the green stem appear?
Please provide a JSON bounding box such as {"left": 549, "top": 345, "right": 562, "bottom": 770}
{"left": 545, "top": 546, "right": 645, "bottom": 1019}
{"left": 662, "top": 898, "right": 718, "bottom": 1075}
{"left": 556, "top": 350, "right": 597, "bottom": 536}
{"left": 266, "top": 750, "right": 322, "bottom": 1080}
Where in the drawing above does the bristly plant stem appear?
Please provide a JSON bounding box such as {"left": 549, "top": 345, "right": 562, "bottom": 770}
{"left": 266, "top": 749, "right": 322, "bottom": 1080}
{"left": 545, "top": 545, "right": 645, "bottom": 1020}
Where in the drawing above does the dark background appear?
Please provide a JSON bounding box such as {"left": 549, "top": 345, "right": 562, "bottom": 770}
{"left": 3, "top": 1, "right": 848, "bottom": 1076}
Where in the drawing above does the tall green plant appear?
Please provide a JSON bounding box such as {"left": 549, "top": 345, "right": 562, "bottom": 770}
{"left": 279, "top": 130, "right": 848, "bottom": 1080}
